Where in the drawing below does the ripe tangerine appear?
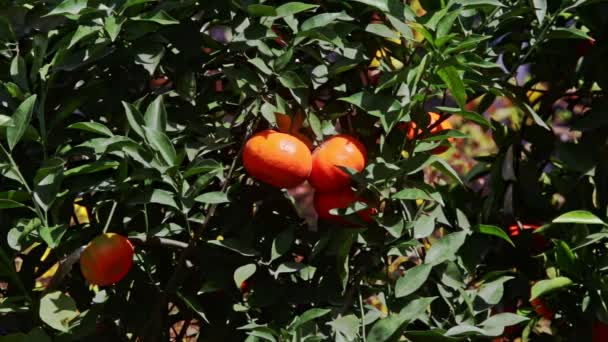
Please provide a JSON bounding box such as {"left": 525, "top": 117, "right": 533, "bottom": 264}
{"left": 402, "top": 112, "right": 454, "bottom": 155}
{"left": 80, "top": 233, "right": 134, "bottom": 286}
{"left": 243, "top": 130, "right": 312, "bottom": 189}
{"left": 314, "top": 187, "right": 375, "bottom": 223}
{"left": 309, "top": 135, "right": 367, "bottom": 192}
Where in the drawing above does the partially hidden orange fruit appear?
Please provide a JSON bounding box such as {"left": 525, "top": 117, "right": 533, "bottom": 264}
{"left": 309, "top": 135, "right": 367, "bottom": 192}
{"left": 275, "top": 112, "right": 313, "bottom": 149}
{"left": 314, "top": 187, "right": 375, "bottom": 223}
{"left": 243, "top": 130, "right": 312, "bottom": 188}
{"left": 80, "top": 233, "right": 134, "bottom": 286}
{"left": 402, "top": 112, "right": 454, "bottom": 155}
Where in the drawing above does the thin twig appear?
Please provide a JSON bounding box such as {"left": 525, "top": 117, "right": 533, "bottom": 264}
{"left": 129, "top": 236, "right": 189, "bottom": 249}
{"left": 103, "top": 201, "right": 118, "bottom": 234}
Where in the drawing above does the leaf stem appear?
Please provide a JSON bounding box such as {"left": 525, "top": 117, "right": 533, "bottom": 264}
{"left": 103, "top": 201, "right": 118, "bottom": 234}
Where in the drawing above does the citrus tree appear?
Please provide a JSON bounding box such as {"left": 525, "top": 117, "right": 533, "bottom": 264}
{"left": 0, "top": 0, "right": 607, "bottom": 341}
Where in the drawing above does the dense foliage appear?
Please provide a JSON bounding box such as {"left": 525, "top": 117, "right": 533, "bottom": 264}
{"left": 1, "top": 0, "right": 607, "bottom": 341}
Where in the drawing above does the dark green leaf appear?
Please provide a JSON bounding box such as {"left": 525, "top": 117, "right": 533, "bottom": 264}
{"left": 10, "top": 55, "right": 29, "bottom": 92}
{"left": 425, "top": 231, "right": 468, "bottom": 266}
{"left": 144, "top": 95, "right": 167, "bottom": 132}
{"left": 247, "top": 4, "right": 277, "bottom": 17}
{"left": 553, "top": 210, "right": 605, "bottom": 225}
{"left": 530, "top": 277, "right": 573, "bottom": 300}
{"left": 67, "top": 122, "right": 114, "bottom": 137}
{"left": 234, "top": 264, "right": 257, "bottom": 288}
{"left": 7, "top": 95, "right": 37, "bottom": 151}
{"left": 395, "top": 263, "right": 432, "bottom": 297}
{"left": 194, "top": 191, "right": 229, "bottom": 204}
{"left": 474, "top": 225, "right": 514, "bottom": 247}
{"left": 437, "top": 66, "right": 466, "bottom": 109}
{"left": 39, "top": 291, "right": 79, "bottom": 332}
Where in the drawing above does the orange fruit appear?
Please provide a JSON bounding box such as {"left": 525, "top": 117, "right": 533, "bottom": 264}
{"left": 243, "top": 130, "right": 312, "bottom": 188}
{"left": 275, "top": 112, "right": 314, "bottom": 150}
{"left": 530, "top": 297, "right": 553, "bottom": 320}
{"left": 149, "top": 75, "right": 171, "bottom": 89}
{"left": 80, "top": 233, "right": 134, "bottom": 286}
{"left": 313, "top": 187, "right": 375, "bottom": 223}
{"left": 309, "top": 135, "right": 367, "bottom": 192}
{"left": 402, "top": 112, "right": 454, "bottom": 154}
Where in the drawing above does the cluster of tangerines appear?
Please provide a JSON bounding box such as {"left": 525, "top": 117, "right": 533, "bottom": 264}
{"left": 242, "top": 111, "right": 452, "bottom": 224}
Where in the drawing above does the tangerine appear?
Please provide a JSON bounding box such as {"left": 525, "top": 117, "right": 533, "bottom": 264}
{"left": 80, "top": 233, "right": 134, "bottom": 286}
{"left": 275, "top": 112, "right": 314, "bottom": 150}
{"left": 243, "top": 130, "right": 312, "bottom": 189}
{"left": 309, "top": 135, "right": 367, "bottom": 192}
{"left": 313, "top": 187, "right": 375, "bottom": 223}
{"left": 402, "top": 112, "right": 453, "bottom": 154}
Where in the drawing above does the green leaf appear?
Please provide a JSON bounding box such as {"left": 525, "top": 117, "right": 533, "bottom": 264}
{"left": 413, "top": 214, "right": 435, "bottom": 239}
{"left": 130, "top": 188, "right": 179, "bottom": 209}
{"left": 207, "top": 239, "right": 259, "bottom": 256}
{"left": 329, "top": 315, "right": 359, "bottom": 341}
{"left": 437, "top": 66, "right": 466, "bottom": 109}
{"left": 530, "top": 277, "right": 573, "bottom": 300}
{"left": 300, "top": 12, "right": 353, "bottom": 31}
{"left": 10, "top": 55, "right": 29, "bottom": 92}
{"left": 133, "top": 10, "right": 179, "bottom": 25}
{"left": 434, "top": 106, "right": 492, "bottom": 129}
{"left": 290, "top": 308, "right": 331, "bottom": 329}
{"left": 6, "top": 95, "right": 37, "bottom": 151}
{"left": 176, "top": 291, "right": 209, "bottom": 323}
{"left": 554, "top": 240, "right": 578, "bottom": 277}
{"left": 144, "top": 95, "right": 167, "bottom": 132}
{"left": 474, "top": 224, "right": 514, "bottom": 247}
{"left": 39, "top": 291, "right": 79, "bottom": 332}
{"left": 144, "top": 127, "right": 178, "bottom": 166}
{"left": 68, "top": 122, "right": 114, "bottom": 137}
{"left": 531, "top": 0, "right": 547, "bottom": 24}
{"left": 64, "top": 161, "right": 120, "bottom": 177}
{"left": 367, "top": 297, "right": 436, "bottom": 342}
{"left": 395, "top": 263, "right": 432, "bottom": 297}
{"left": 271, "top": 226, "right": 295, "bottom": 262}
{"left": 247, "top": 4, "right": 277, "bottom": 17}
{"left": 194, "top": 191, "right": 229, "bottom": 204}
{"left": 0, "top": 199, "right": 26, "bottom": 209}
{"left": 276, "top": 3, "right": 319, "bottom": 17}
{"left": 456, "top": 0, "right": 505, "bottom": 7}
{"left": 393, "top": 188, "right": 434, "bottom": 201}
{"left": 134, "top": 43, "right": 165, "bottom": 75}
{"left": 46, "top": 0, "right": 89, "bottom": 17}
{"left": 481, "top": 313, "right": 528, "bottom": 336}
{"left": 338, "top": 92, "right": 401, "bottom": 131}
{"left": 477, "top": 276, "right": 513, "bottom": 305}
{"left": 546, "top": 27, "right": 592, "bottom": 40}
{"left": 425, "top": 231, "right": 468, "bottom": 266}
{"left": 39, "top": 225, "right": 68, "bottom": 249}
{"left": 68, "top": 25, "right": 100, "bottom": 49}
{"left": 122, "top": 101, "right": 146, "bottom": 139}
{"left": 366, "top": 23, "right": 400, "bottom": 40}
{"left": 351, "top": 0, "right": 416, "bottom": 21}
{"left": 234, "top": 264, "right": 257, "bottom": 288}
{"left": 104, "top": 16, "right": 123, "bottom": 41}
{"left": 553, "top": 210, "right": 605, "bottom": 225}
{"left": 521, "top": 103, "right": 550, "bottom": 130}
{"left": 437, "top": 9, "right": 461, "bottom": 38}
{"left": 33, "top": 158, "right": 65, "bottom": 212}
